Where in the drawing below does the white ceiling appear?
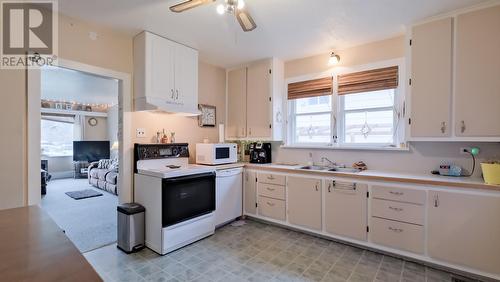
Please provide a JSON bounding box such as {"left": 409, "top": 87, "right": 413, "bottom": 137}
{"left": 41, "top": 66, "right": 119, "bottom": 105}
{"left": 58, "top": 0, "right": 487, "bottom": 68}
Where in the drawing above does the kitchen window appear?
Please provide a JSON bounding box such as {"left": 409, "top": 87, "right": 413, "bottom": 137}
{"left": 286, "top": 62, "right": 405, "bottom": 149}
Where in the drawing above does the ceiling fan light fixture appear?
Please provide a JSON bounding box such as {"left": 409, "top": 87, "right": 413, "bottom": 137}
{"left": 328, "top": 52, "right": 340, "bottom": 65}
{"left": 237, "top": 0, "right": 245, "bottom": 10}
{"left": 236, "top": 10, "right": 257, "bottom": 32}
{"left": 216, "top": 4, "right": 225, "bottom": 14}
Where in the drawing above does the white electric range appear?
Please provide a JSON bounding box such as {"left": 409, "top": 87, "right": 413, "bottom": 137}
{"left": 134, "top": 143, "right": 216, "bottom": 255}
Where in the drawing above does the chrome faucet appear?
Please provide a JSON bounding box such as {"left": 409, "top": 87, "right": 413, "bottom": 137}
{"left": 321, "top": 157, "right": 337, "bottom": 167}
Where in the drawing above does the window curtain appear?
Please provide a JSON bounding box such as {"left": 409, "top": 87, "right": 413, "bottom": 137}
{"left": 288, "top": 76, "right": 333, "bottom": 100}
{"left": 337, "top": 66, "right": 399, "bottom": 95}
{"left": 73, "top": 115, "right": 85, "bottom": 141}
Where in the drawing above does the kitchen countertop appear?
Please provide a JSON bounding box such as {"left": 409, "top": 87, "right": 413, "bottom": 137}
{"left": 244, "top": 163, "right": 500, "bottom": 192}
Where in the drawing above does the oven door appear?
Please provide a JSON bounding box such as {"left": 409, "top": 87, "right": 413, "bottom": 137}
{"left": 162, "top": 172, "right": 216, "bottom": 227}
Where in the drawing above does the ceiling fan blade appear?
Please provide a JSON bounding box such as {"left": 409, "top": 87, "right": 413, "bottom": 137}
{"left": 236, "top": 9, "right": 257, "bottom": 32}
{"left": 169, "top": 0, "right": 215, "bottom": 13}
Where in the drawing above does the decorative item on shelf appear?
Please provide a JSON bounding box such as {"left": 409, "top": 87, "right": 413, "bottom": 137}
{"left": 170, "top": 132, "right": 176, "bottom": 143}
{"left": 84, "top": 105, "right": 92, "bottom": 112}
{"left": 41, "top": 101, "right": 51, "bottom": 108}
{"left": 156, "top": 131, "right": 162, "bottom": 144}
{"left": 65, "top": 103, "right": 72, "bottom": 110}
{"left": 328, "top": 51, "right": 340, "bottom": 66}
{"left": 198, "top": 104, "right": 216, "bottom": 127}
{"left": 55, "top": 102, "right": 64, "bottom": 109}
{"left": 88, "top": 117, "right": 98, "bottom": 127}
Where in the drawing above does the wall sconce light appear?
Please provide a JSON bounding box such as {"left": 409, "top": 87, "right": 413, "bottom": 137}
{"left": 328, "top": 52, "right": 340, "bottom": 65}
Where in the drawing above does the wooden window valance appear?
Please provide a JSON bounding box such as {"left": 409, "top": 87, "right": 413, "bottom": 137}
{"left": 337, "top": 66, "right": 398, "bottom": 95}
{"left": 288, "top": 76, "right": 333, "bottom": 100}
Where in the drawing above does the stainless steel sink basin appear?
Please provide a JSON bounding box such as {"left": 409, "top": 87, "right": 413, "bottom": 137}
{"left": 328, "top": 167, "right": 361, "bottom": 173}
{"left": 298, "top": 165, "right": 329, "bottom": 170}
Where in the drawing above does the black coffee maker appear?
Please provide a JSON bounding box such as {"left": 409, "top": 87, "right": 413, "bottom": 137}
{"left": 249, "top": 142, "right": 272, "bottom": 164}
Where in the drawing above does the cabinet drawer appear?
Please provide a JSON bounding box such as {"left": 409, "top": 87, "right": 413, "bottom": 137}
{"left": 372, "top": 185, "right": 425, "bottom": 205}
{"left": 372, "top": 199, "right": 424, "bottom": 225}
{"left": 371, "top": 217, "right": 424, "bottom": 254}
{"left": 257, "top": 173, "right": 286, "bottom": 186}
{"left": 258, "top": 183, "right": 285, "bottom": 200}
{"left": 258, "top": 196, "right": 285, "bottom": 221}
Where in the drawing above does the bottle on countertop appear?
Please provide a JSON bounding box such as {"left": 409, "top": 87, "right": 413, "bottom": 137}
{"left": 307, "top": 152, "right": 313, "bottom": 166}
{"left": 170, "top": 132, "right": 176, "bottom": 143}
{"left": 161, "top": 129, "right": 168, "bottom": 144}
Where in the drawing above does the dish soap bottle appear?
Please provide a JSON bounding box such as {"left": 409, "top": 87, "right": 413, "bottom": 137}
{"left": 307, "top": 152, "right": 314, "bottom": 166}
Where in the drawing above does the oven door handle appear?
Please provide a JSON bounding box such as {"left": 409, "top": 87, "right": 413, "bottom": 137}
{"left": 162, "top": 172, "right": 216, "bottom": 183}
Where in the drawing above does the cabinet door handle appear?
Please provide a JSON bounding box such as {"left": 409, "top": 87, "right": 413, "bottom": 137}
{"left": 389, "top": 191, "right": 404, "bottom": 196}
{"left": 266, "top": 201, "right": 275, "bottom": 207}
{"left": 440, "top": 121, "right": 446, "bottom": 134}
{"left": 266, "top": 187, "right": 275, "bottom": 191}
{"left": 171, "top": 89, "right": 175, "bottom": 99}
{"left": 315, "top": 184, "right": 319, "bottom": 191}
{"left": 434, "top": 194, "right": 440, "bottom": 207}
{"left": 388, "top": 227, "right": 403, "bottom": 233}
{"left": 249, "top": 128, "right": 252, "bottom": 136}
{"left": 460, "top": 120, "right": 466, "bottom": 133}
{"left": 176, "top": 89, "right": 179, "bottom": 100}
{"left": 388, "top": 206, "right": 403, "bottom": 212}
{"left": 327, "top": 183, "right": 331, "bottom": 193}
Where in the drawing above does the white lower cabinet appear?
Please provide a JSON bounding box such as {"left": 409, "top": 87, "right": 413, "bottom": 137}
{"left": 258, "top": 196, "right": 286, "bottom": 221}
{"left": 428, "top": 190, "right": 500, "bottom": 276}
{"left": 371, "top": 217, "right": 424, "bottom": 254}
{"left": 244, "top": 170, "right": 257, "bottom": 215}
{"left": 287, "top": 176, "right": 322, "bottom": 230}
{"left": 324, "top": 181, "right": 368, "bottom": 241}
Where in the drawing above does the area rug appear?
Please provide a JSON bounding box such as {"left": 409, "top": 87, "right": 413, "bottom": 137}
{"left": 42, "top": 179, "right": 117, "bottom": 253}
{"left": 66, "top": 189, "right": 103, "bottom": 200}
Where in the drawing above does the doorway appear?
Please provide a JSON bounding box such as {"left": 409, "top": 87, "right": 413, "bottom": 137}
{"left": 27, "top": 59, "right": 132, "bottom": 252}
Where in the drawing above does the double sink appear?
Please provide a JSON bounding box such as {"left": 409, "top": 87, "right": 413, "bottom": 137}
{"left": 297, "top": 165, "right": 361, "bottom": 173}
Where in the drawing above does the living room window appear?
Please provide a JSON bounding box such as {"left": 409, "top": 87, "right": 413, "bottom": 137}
{"left": 286, "top": 61, "right": 405, "bottom": 149}
{"left": 41, "top": 115, "right": 74, "bottom": 157}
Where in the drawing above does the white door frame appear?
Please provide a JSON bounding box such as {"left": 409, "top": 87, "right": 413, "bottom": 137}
{"left": 27, "top": 58, "right": 133, "bottom": 205}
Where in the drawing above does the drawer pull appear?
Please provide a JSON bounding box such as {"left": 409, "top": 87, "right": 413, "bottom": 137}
{"left": 266, "top": 201, "right": 275, "bottom": 207}
{"left": 389, "top": 191, "right": 404, "bottom": 196}
{"left": 388, "top": 206, "right": 403, "bottom": 212}
{"left": 388, "top": 227, "right": 404, "bottom": 233}
{"left": 315, "top": 184, "right": 319, "bottom": 191}
{"left": 266, "top": 187, "right": 275, "bottom": 191}
{"left": 267, "top": 175, "right": 275, "bottom": 180}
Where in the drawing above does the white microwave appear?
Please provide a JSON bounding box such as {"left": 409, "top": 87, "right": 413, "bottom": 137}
{"left": 196, "top": 143, "right": 237, "bottom": 165}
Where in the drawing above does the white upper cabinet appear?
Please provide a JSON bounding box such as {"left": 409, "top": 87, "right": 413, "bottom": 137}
{"left": 227, "top": 67, "right": 247, "bottom": 139}
{"left": 408, "top": 5, "right": 500, "bottom": 141}
{"left": 454, "top": 6, "right": 500, "bottom": 137}
{"left": 226, "top": 58, "right": 284, "bottom": 141}
{"left": 134, "top": 31, "right": 199, "bottom": 114}
{"left": 410, "top": 18, "right": 453, "bottom": 138}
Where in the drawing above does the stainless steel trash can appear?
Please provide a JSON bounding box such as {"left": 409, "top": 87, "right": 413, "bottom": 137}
{"left": 117, "top": 203, "right": 145, "bottom": 253}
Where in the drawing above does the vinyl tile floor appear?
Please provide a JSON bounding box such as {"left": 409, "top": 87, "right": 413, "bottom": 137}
{"left": 84, "top": 219, "right": 481, "bottom": 282}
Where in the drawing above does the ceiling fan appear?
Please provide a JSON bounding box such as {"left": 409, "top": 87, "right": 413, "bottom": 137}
{"left": 169, "top": 0, "right": 257, "bottom": 32}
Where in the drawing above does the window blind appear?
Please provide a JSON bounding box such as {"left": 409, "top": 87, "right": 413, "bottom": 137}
{"left": 287, "top": 76, "right": 333, "bottom": 100}
{"left": 337, "top": 66, "right": 398, "bottom": 95}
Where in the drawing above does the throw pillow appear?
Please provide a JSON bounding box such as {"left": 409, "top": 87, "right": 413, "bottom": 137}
{"left": 97, "top": 159, "right": 112, "bottom": 169}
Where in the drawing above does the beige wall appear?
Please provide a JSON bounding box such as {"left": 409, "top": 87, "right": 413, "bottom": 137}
{"left": 0, "top": 69, "right": 27, "bottom": 209}
{"left": 0, "top": 14, "right": 133, "bottom": 210}
{"left": 132, "top": 61, "right": 226, "bottom": 163}
{"left": 84, "top": 116, "right": 108, "bottom": 141}
{"left": 285, "top": 36, "right": 406, "bottom": 78}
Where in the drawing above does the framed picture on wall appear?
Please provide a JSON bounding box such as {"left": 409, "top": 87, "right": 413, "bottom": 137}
{"left": 55, "top": 103, "right": 63, "bottom": 110}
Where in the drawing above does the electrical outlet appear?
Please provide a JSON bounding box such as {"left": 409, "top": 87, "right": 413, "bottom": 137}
{"left": 136, "top": 128, "right": 146, "bottom": 138}
{"left": 460, "top": 147, "right": 471, "bottom": 154}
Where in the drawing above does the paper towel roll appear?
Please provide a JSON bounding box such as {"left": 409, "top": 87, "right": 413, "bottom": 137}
{"left": 219, "top": 124, "right": 225, "bottom": 143}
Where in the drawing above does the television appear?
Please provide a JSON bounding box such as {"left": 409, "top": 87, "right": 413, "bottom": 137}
{"left": 73, "top": 141, "right": 110, "bottom": 162}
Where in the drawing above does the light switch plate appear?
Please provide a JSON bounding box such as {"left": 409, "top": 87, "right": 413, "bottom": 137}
{"left": 136, "top": 128, "right": 146, "bottom": 138}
